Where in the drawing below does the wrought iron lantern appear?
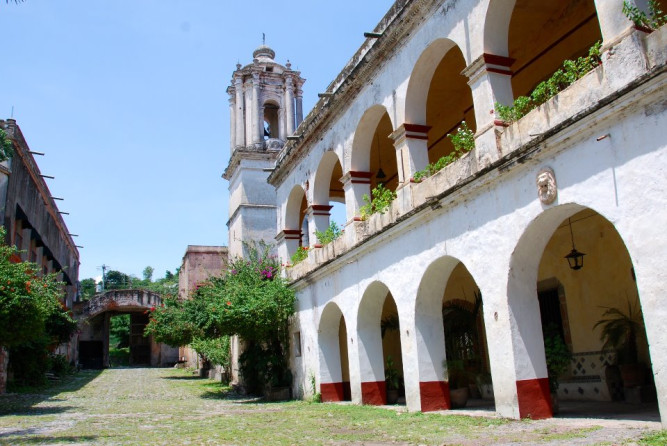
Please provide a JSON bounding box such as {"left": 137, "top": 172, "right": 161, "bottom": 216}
{"left": 564, "top": 218, "right": 585, "bottom": 270}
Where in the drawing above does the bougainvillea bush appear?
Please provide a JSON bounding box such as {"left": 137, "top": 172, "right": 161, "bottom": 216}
{"left": 0, "top": 228, "right": 77, "bottom": 388}
{"left": 146, "top": 242, "right": 296, "bottom": 393}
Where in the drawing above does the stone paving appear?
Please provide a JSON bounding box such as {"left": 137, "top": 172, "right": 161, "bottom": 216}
{"left": 0, "top": 368, "right": 662, "bottom": 445}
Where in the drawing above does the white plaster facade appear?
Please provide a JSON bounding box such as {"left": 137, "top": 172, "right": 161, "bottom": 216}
{"left": 225, "top": 0, "right": 667, "bottom": 424}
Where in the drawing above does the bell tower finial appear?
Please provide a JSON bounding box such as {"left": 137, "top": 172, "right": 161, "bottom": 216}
{"left": 262, "top": 33, "right": 266, "bottom": 46}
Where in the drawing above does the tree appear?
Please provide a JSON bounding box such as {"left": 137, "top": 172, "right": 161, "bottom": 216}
{"left": 145, "top": 243, "right": 295, "bottom": 393}
{"left": 0, "top": 227, "right": 76, "bottom": 391}
{"left": 105, "top": 270, "right": 130, "bottom": 290}
{"left": 79, "top": 278, "right": 97, "bottom": 300}
{"left": 142, "top": 266, "right": 154, "bottom": 282}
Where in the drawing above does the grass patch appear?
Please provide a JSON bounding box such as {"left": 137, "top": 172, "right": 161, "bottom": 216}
{"left": 0, "top": 368, "right": 657, "bottom": 445}
{"left": 640, "top": 430, "right": 667, "bottom": 445}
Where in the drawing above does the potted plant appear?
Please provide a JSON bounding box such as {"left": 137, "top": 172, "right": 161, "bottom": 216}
{"left": 385, "top": 355, "right": 400, "bottom": 404}
{"left": 593, "top": 298, "right": 646, "bottom": 388}
{"left": 446, "top": 359, "right": 469, "bottom": 408}
{"left": 543, "top": 324, "right": 571, "bottom": 414}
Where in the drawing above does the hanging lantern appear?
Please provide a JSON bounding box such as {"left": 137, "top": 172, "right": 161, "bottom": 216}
{"left": 564, "top": 218, "right": 586, "bottom": 270}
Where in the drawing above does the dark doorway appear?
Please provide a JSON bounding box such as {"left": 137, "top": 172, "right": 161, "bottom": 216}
{"left": 79, "top": 341, "right": 104, "bottom": 369}
{"left": 129, "top": 313, "right": 151, "bottom": 366}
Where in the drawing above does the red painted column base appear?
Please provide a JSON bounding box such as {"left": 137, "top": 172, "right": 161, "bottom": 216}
{"left": 361, "top": 381, "right": 386, "bottom": 405}
{"left": 321, "top": 382, "right": 344, "bottom": 402}
{"left": 516, "top": 378, "right": 553, "bottom": 419}
{"left": 420, "top": 381, "right": 450, "bottom": 411}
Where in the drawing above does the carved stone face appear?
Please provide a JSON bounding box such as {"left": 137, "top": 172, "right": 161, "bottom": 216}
{"left": 537, "top": 168, "right": 557, "bottom": 204}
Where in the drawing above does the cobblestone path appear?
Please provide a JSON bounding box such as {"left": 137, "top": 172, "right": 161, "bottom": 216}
{"left": 0, "top": 368, "right": 663, "bottom": 445}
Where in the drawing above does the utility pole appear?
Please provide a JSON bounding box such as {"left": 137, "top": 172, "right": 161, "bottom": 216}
{"left": 98, "top": 264, "right": 109, "bottom": 291}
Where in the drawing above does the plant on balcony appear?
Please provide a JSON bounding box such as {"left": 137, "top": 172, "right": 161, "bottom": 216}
{"left": 495, "top": 41, "right": 602, "bottom": 124}
{"left": 315, "top": 221, "right": 342, "bottom": 246}
{"left": 290, "top": 246, "right": 309, "bottom": 265}
{"left": 412, "top": 121, "right": 474, "bottom": 182}
{"left": 359, "top": 183, "right": 397, "bottom": 220}
{"left": 623, "top": 0, "right": 667, "bottom": 30}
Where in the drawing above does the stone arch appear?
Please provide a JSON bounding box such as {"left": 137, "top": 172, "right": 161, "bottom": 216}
{"left": 508, "top": 203, "right": 655, "bottom": 420}
{"left": 350, "top": 105, "right": 393, "bottom": 173}
{"left": 262, "top": 99, "right": 280, "bottom": 140}
{"left": 283, "top": 184, "right": 307, "bottom": 255}
{"left": 357, "top": 280, "right": 400, "bottom": 405}
{"left": 415, "top": 256, "right": 492, "bottom": 412}
{"left": 312, "top": 151, "right": 346, "bottom": 238}
{"left": 284, "top": 184, "right": 306, "bottom": 231}
{"left": 313, "top": 151, "right": 344, "bottom": 205}
{"left": 484, "top": 0, "right": 602, "bottom": 102}
{"left": 405, "top": 38, "right": 458, "bottom": 125}
{"left": 405, "top": 39, "right": 476, "bottom": 165}
{"left": 318, "top": 301, "right": 351, "bottom": 402}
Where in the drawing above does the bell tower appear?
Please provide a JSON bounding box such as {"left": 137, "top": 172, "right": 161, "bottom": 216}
{"left": 223, "top": 44, "right": 305, "bottom": 259}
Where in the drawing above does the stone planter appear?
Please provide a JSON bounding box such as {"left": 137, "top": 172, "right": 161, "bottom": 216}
{"left": 386, "top": 388, "right": 399, "bottom": 405}
{"left": 449, "top": 387, "right": 469, "bottom": 409}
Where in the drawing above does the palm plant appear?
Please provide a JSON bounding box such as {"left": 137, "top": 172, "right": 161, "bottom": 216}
{"left": 593, "top": 298, "right": 644, "bottom": 364}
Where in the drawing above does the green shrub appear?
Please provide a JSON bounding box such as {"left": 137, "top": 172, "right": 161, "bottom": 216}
{"left": 359, "top": 183, "right": 397, "bottom": 219}
{"left": 290, "top": 246, "right": 309, "bottom": 265}
{"left": 412, "top": 121, "right": 475, "bottom": 182}
{"left": 495, "top": 41, "right": 601, "bottom": 124}
{"left": 315, "top": 221, "right": 343, "bottom": 246}
{"left": 623, "top": 0, "right": 667, "bottom": 30}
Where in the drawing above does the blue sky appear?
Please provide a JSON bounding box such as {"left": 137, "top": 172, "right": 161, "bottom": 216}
{"left": 0, "top": 0, "right": 395, "bottom": 280}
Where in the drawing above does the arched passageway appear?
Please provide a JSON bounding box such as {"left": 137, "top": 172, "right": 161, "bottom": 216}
{"left": 75, "top": 290, "right": 177, "bottom": 369}
{"left": 508, "top": 205, "right": 656, "bottom": 420}
{"left": 312, "top": 151, "right": 347, "bottom": 238}
{"left": 318, "top": 302, "right": 351, "bottom": 402}
{"left": 357, "top": 281, "right": 404, "bottom": 405}
{"left": 283, "top": 185, "right": 308, "bottom": 255}
{"left": 415, "top": 256, "right": 493, "bottom": 412}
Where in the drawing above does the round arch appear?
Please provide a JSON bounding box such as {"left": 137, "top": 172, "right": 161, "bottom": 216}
{"left": 318, "top": 301, "right": 350, "bottom": 402}
{"left": 405, "top": 38, "right": 459, "bottom": 125}
{"left": 284, "top": 184, "right": 306, "bottom": 231}
{"left": 508, "top": 203, "right": 655, "bottom": 420}
{"left": 350, "top": 105, "right": 392, "bottom": 172}
{"left": 313, "top": 151, "right": 344, "bottom": 206}
{"left": 357, "top": 280, "right": 398, "bottom": 405}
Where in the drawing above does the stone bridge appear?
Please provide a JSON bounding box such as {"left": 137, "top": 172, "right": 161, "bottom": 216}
{"left": 74, "top": 290, "right": 177, "bottom": 369}
{"left": 75, "top": 289, "right": 162, "bottom": 320}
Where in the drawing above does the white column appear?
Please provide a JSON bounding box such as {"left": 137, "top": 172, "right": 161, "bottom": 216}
{"left": 285, "top": 76, "right": 295, "bottom": 136}
{"left": 228, "top": 93, "right": 235, "bottom": 150}
{"left": 595, "top": 0, "right": 636, "bottom": 45}
{"left": 295, "top": 88, "right": 304, "bottom": 127}
{"left": 341, "top": 171, "right": 372, "bottom": 222}
{"left": 278, "top": 106, "right": 285, "bottom": 141}
{"left": 462, "top": 54, "right": 514, "bottom": 168}
{"left": 252, "top": 72, "right": 262, "bottom": 145}
{"left": 234, "top": 76, "right": 245, "bottom": 148}
{"left": 244, "top": 80, "right": 253, "bottom": 148}
{"left": 389, "top": 124, "right": 430, "bottom": 184}
{"left": 306, "top": 205, "right": 332, "bottom": 246}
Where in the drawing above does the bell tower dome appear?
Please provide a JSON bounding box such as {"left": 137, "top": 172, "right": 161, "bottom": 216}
{"left": 223, "top": 45, "right": 305, "bottom": 259}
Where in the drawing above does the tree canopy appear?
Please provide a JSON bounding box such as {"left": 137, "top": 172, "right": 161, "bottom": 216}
{"left": 145, "top": 243, "right": 295, "bottom": 392}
